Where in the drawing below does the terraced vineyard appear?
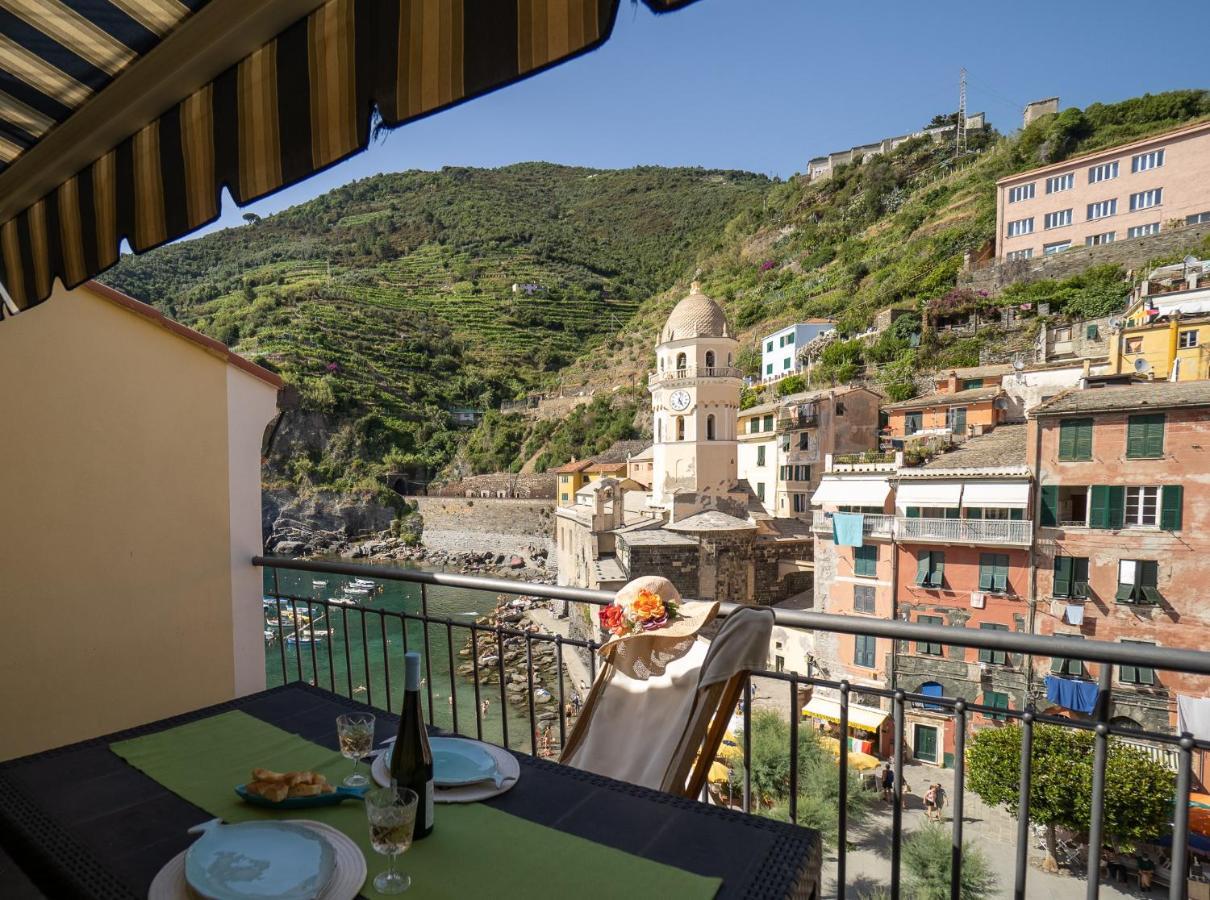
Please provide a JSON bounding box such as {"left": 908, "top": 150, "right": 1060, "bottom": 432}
{"left": 100, "top": 162, "right": 769, "bottom": 490}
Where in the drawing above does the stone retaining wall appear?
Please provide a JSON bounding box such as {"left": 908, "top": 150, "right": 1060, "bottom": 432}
{"left": 406, "top": 496, "right": 555, "bottom": 555}
{"left": 960, "top": 222, "right": 1210, "bottom": 295}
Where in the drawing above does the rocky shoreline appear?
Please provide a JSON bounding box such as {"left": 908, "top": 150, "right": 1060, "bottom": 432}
{"left": 457, "top": 595, "right": 583, "bottom": 759}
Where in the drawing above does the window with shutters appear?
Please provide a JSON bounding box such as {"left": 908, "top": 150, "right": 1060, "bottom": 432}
{"left": 757, "top": 446, "right": 766, "bottom": 466}
{"left": 763, "top": 414, "right": 774, "bottom": 432}
{"left": 1057, "top": 418, "right": 1093, "bottom": 460}
{"left": 914, "top": 551, "right": 945, "bottom": 588}
{"left": 1124, "top": 486, "right": 1159, "bottom": 526}
{"left": 978, "top": 554, "right": 1010, "bottom": 593}
{"left": 854, "top": 635, "right": 876, "bottom": 668}
{"left": 1052, "top": 555, "right": 1089, "bottom": 599}
{"left": 916, "top": 614, "right": 944, "bottom": 656}
{"left": 1119, "top": 640, "right": 1157, "bottom": 686}
{"left": 1116, "top": 559, "right": 1162, "bottom": 605}
{"left": 978, "top": 623, "right": 1010, "bottom": 666}
{"left": 1088, "top": 485, "right": 1126, "bottom": 529}
{"left": 1126, "top": 413, "right": 1165, "bottom": 458}
{"left": 983, "top": 690, "right": 1010, "bottom": 721}
{"left": 854, "top": 544, "right": 878, "bottom": 577}
{"left": 756, "top": 482, "right": 766, "bottom": 502}
{"left": 1051, "top": 634, "right": 1085, "bottom": 677}
{"left": 793, "top": 493, "right": 807, "bottom": 513}
{"left": 905, "top": 411, "right": 922, "bottom": 435}
{"left": 1118, "top": 638, "right": 1156, "bottom": 687}
{"left": 853, "top": 585, "right": 875, "bottom": 613}
{"left": 1160, "top": 484, "right": 1183, "bottom": 530}
{"left": 963, "top": 378, "right": 983, "bottom": 390}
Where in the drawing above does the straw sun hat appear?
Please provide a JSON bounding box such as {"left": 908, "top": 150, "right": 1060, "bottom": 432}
{"left": 597, "top": 576, "right": 718, "bottom": 652}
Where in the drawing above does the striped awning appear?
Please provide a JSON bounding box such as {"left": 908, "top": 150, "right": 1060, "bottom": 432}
{"left": 0, "top": 0, "right": 698, "bottom": 315}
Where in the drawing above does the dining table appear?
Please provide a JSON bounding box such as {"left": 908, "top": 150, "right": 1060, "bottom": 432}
{"left": 0, "top": 683, "right": 820, "bottom": 899}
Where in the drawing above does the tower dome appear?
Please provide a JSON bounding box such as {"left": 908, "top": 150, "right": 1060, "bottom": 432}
{"left": 661, "top": 282, "right": 732, "bottom": 343}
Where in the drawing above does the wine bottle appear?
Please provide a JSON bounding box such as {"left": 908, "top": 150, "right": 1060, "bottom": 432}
{"left": 390, "top": 651, "right": 434, "bottom": 839}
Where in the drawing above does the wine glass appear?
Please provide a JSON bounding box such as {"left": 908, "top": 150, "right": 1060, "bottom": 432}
{"left": 365, "top": 784, "right": 418, "bottom": 894}
{"left": 336, "top": 712, "right": 375, "bottom": 787}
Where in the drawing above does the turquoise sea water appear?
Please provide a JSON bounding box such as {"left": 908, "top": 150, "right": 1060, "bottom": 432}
{"left": 261, "top": 561, "right": 558, "bottom": 753}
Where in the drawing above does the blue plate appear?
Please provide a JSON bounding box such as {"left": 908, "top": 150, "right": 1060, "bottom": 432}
{"left": 184, "top": 819, "right": 335, "bottom": 900}
{"left": 235, "top": 783, "right": 366, "bottom": 809}
{"left": 430, "top": 737, "right": 499, "bottom": 787}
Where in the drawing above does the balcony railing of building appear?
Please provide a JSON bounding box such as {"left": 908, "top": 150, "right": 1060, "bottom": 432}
{"left": 648, "top": 366, "right": 742, "bottom": 386}
{"left": 896, "top": 515, "right": 1033, "bottom": 546}
{"left": 777, "top": 406, "right": 819, "bottom": 431}
{"left": 256, "top": 556, "right": 1210, "bottom": 900}
{"left": 811, "top": 510, "right": 895, "bottom": 537}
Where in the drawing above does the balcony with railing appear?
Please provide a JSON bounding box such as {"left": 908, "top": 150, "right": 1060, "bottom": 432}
{"left": 648, "top": 366, "right": 742, "bottom": 386}
{"left": 895, "top": 515, "right": 1033, "bottom": 546}
{"left": 777, "top": 405, "right": 819, "bottom": 431}
{"left": 810, "top": 510, "right": 895, "bottom": 537}
{"left": 252, "top": 556, "right": 1210, "bottom": 900}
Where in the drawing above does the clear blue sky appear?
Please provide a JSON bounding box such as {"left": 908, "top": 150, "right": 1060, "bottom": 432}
{"left": 194, "top": 0, "right": 1210, "bottom": 237}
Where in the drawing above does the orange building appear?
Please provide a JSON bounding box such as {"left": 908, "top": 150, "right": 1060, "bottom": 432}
{"left": 883, "top": 365, "right": 1012, "bottom": 441}
{"left": 893, "top": 425, "right": 1033, "bottom": 767}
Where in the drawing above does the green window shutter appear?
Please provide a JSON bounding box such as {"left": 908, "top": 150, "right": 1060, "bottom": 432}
{"left": 1053, "top": 556, "right": 1073, "bottom": 597}
{"left": 1087, "top": 324, "right": 1099, "bottom": 339}
{"left": 915, "top": 551, "right": 929, "bottom": 586}
{"left": 1058, "top": 420, "right": 1077, "bottom": 460}
{"left": 1072, "top": 558, "right": 1089, "bottom": 598}
{"left": 1010, "top": 508, "right": 1024, "bottom": 521}
{"left": 1128, "top": 414, "right": 1165, "bottom": 458}
{"left": 945, "top": 507, "right": 961, "bottom": 519}
{"left": 907, "top": 506, "right": 921, "bottom": 518}
{"left": 967, "top": 507, "right": 983, "bottom": 520}
{"left": 1076, "top": 419, "right": 1093, "bottom": 460}
{"left": 978, "top": 554, "right": 994, "bottom": 591}
{"left": 1050, "top": 655, "right": 1065, "bottom": 673}
{"left": 1140, "top": 560, "right": 1162, "bottom": 604}
{"left": 994, "top": 555, "right": 1009, "bottom": 592}
{"left": 1115, "top": 581, "right": 1135, "bottom": 602}
{"left": 1120, "top": 661, "right": 1138, "bottom": 683}
{"left": 1146, "top": 415, "right": 1165, "bottom": 458}
{"left": 929, "top": 553, "right": 945, "bottom": 588}
{"left": 1040, "top": 485, "right": 1059, "bottom": 527}
{"left": 1138, "top": 664, "right": 1156, "bottom": 686}
{"left": 1107, "top": 486, "right": 1125, "bottom": 528}
{"left": 1161, "top": 484, "right": 1183, "bottom": 531}
{"left": 1089, "top": 485, "right": 1109, "bottom": 528}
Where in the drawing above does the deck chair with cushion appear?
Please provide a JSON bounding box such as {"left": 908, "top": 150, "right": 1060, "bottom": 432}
{"left": 560, "top": 576, "right": 775, "bottom": 798}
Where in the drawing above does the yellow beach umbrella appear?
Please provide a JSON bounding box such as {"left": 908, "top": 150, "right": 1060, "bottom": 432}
{"left": 708, "top": 760, "right": 732, "bottom": 784}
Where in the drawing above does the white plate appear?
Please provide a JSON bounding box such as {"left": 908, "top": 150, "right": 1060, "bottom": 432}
{"left": 372, "top": 740, "right": 520, "bottom": 803}
{"left": 150, "top": 820, "right": 365, "bottom": 900}
{"left": 429, "top": 737, "right": 501, "bottom": 787}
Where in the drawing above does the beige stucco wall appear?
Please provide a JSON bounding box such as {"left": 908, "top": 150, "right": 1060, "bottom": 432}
{"left": 0, "top": 283, "right": 277, "bottom": 759}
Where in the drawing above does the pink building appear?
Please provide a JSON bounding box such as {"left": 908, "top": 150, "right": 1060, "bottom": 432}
{"left": 995, "top": 120, "right": 1210, "bottom": 261}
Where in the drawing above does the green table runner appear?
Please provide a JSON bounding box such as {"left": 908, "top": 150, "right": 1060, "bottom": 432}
{"left": 110, "top": 711, "right": 720, "bottom": 898}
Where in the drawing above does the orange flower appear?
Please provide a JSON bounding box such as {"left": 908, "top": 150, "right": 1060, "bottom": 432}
{"left": 598, "top": 604, "right": 626, "bottom": 635}
{"left": 630, "top": 589, "right": 666, "bottom": 623}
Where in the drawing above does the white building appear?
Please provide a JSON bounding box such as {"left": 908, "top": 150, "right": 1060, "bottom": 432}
{"left": 760, "top": 321, "right": 835, "bottom": 380}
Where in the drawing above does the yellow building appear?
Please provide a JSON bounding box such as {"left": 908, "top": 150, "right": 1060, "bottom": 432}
{"left": 0, "top": 282, "right": 282, "bottom": 759}
{"left": 554, "top": 459, "right": 594, "bottom": 507}
{"left": 1112, "top": 259, "right": 1210, "bottom": 381}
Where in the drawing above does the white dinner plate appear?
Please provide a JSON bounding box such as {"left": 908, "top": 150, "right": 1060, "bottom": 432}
{"left": 373, "top": 739, "right": 520, "bottom": 802}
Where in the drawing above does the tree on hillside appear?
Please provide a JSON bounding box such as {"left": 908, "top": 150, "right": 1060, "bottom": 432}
{"left": 902, "top": 823, "right": 996, "bottom": 900}
{"left": 735, "top": 345, "right": 762, "bottom": 378}
{"left": 878, "top": 351, "right": 918, "bottom": 403}
{"left": 815, "top": 339, "right": 865, "bottom": 386}
{"left": 966, "top": 724, "right": 1174, "bottom": 871}
{"left": 925, "top": 112, "right": 958, "bottom": 130}
{"left": 776, "top": 374, "right": 807, "bottom": 397}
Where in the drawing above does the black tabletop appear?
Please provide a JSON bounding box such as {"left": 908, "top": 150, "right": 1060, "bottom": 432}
{"left": 0, "top": 683, "right": 820, "bottom": 899}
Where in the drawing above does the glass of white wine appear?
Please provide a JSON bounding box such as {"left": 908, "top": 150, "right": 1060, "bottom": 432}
{"left": 336, "top": 712, "right": 375, "bottom": 787}
{"left": 365, "top": 784, "right": 418, "bottom": 894}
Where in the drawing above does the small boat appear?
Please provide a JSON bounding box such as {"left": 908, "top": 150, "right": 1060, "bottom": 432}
{"left": 287, "top": 629, "right": 329, "bottom": 645}
{"left": 351, "top": 578, "right": 376, "bottom": 588}
{"left": 312, "top": 579, "right": 328, "bottom": 587}
{"left": 263, "top": 629, "right": 276, "bottom": 642}
{"left": 326, "top": 596, "right": 357, "bottom": 606}
{"left": 343, "top": 587, "right": 371, "bottom": 596}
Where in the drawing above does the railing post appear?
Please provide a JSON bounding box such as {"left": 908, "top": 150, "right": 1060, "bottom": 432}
{"left": 951, "top": 700, "right": 966, "bottom": 900}
{"left": 420, "top": 584, "right": 434, "bottom": 720}
{"left": 1014, "top": 710, "right": 1035, "bottom": 900}
{"left": 1172, "top": 735, "right": 1195, "bottom": 900}
{"left": 837, "top": 681, "right": 850, "bottom": 895}
{"left": 891, "top": 689, "right": 905, "bottom": 900}
{"left": 1085, "top": 665, "right": 1114, "bottom": 900}
{"left": 788, "top": 675, "right": 799, "bottom": 824}
{"left": 742, "top": 677, "right": 752, "bottom": 814}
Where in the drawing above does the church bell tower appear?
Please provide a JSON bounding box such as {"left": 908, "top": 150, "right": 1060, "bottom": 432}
{"left": 650, "top": 282, "right": 740, "bottom": 508}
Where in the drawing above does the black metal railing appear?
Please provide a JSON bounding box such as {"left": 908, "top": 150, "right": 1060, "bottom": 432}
{"left": 254, "top": 556, "right": 1210, "bottom": 900}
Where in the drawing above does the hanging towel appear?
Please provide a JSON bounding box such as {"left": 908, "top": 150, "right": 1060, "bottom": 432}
{"left": 1177, "top": 695, "right": 1210, "bottom": 740}
{"left": 1045, "top": 675, "right": 1099, "bottom": 714}
{"left": 832, "top": 512, "right": 865, "bottom": 548}
{"left": 1064, "top": 604, "right": 1085, "bottom": 626}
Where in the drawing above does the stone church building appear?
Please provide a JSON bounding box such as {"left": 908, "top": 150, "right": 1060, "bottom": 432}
{"left": 555, "top": 283, "right": 814, "bottom": 606}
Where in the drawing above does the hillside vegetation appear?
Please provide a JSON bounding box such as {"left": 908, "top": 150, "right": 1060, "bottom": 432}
{"left": 101, "top": 164, "right": 769, "bottom": 492}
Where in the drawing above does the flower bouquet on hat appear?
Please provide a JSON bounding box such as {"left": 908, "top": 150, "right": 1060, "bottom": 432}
{"left": 596, "top": 576, "right": 716, "bottom": 650}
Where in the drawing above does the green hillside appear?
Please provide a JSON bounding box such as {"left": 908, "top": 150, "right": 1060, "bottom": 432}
{"left": 100, "top": 163, "right": 770, "bottom": 491}
{"left": 475, "top": 90, "right": 1210, "bottom": 473}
